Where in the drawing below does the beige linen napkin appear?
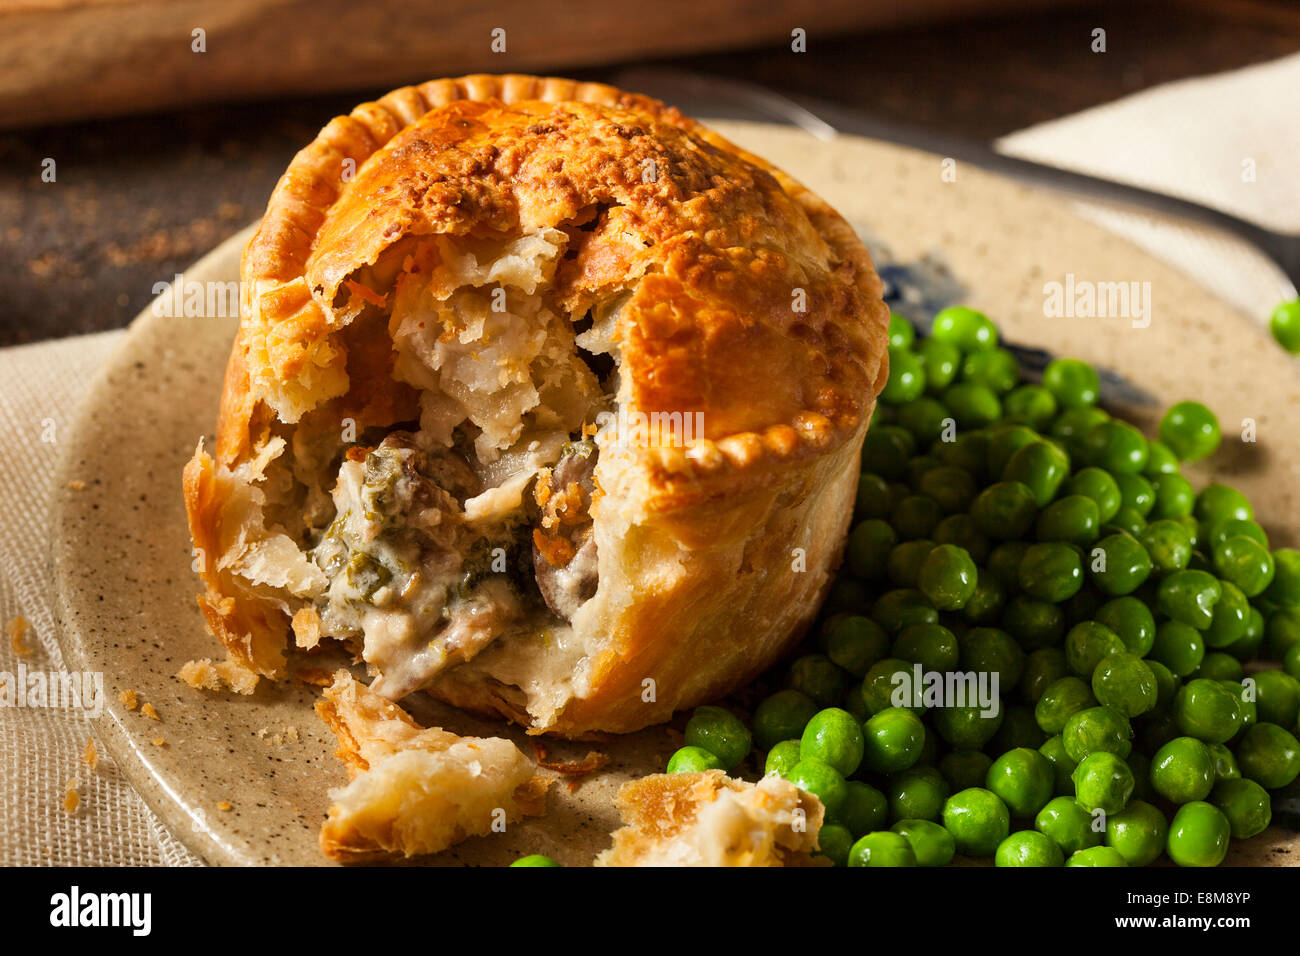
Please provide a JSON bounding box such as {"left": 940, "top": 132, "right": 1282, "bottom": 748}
{"left": 2, "top": 53, "right": 1298, "bottom": 866}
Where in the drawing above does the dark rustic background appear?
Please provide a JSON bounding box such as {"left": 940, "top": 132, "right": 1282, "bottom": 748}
{"left": 2, "top": 0, "right": 1297, "bottom": 346}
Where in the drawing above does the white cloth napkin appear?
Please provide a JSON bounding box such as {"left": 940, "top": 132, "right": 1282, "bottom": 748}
{"left": 3, "top": 52, "right": 1298, "bottom": 866}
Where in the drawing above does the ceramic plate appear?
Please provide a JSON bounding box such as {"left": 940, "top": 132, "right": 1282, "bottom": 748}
{"left": 52, "top": 120, "right": 1300, "bottom": 866}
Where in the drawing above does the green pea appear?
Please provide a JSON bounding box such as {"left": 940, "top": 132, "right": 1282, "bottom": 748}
{"left": 1144, "top": 439, "right": 1180, "bottom": 476}
{"left": 1035, "top": 795, "right": 1101, "bottom": 855}
{"left": 1114, "top": 472, "right": 1155, "bottom": 516}
{"left": 1139, "top": 519, "right": 1193, "bottom": 574}
{"left": 1089, "top": 532, "right": 1152, "bottom": 596}
{"left": 1265, "top": 548, "right": 1300, "bottom": 608}
{"left": 961, "top": 569, "right": 1006, "bottom": 624}
{"left": 834, "top": 781, "right": 889, "bottom": 837}
{"left": 1065, "top": 468, "right": 1122, "bottom": 524}
{"left": 1072, "top": 751, "right": 1135, "bottom": 815}
{"left": 985, "top": 425, "right": 1039, "bottom": 476}
{"left": 995, "top": 831, "right": 1063, "bottom": 867}
{"left": 862, "top": 707, "right": 926, "bottom": 773}
{"left": 788, "top": 758, "right": 849, "bottom": 816}
{"left": 764, "top": 739, "right": 803, "bottom": 778}
{"left": 916, "top": 544, "right": 978, "bottom": 610}
{"left": 1019, "top": 542, "right": 1083, "bottom": 602}
{"left": 1173, "top": 679, "right": 1241, "bottom": 744}
{"left": 788, "top": 654, "right": 848, "bottom": 708}
{"left": 685, "top": 705, "right": 752, "bottom": 770}
{"left": 972, "top": 481, "right": 1039, "bottom": 540}
{"left": 1066, "top": 846, "right": 1128, "bottom": 867}
{"left": 871, "top": 589, "right": 939, "bottom": 635}
{"left": 800, "top": 707, "right": 865, "bottom": 777}
{"left": 861, "top": 657, "right": 922, "bottom": 715}
{"left": 1213, "top": 535, "right": 1275, "bottom": 597}
{"left": 1063, "top": 705, "right": 1133, "bottom": 761}
{"left": 1035, "top": 495, "right": 1101, "bottom": 547}
{"left": 943, "top": 383, "right": 1002, "bottom": 429}
{"left": 1051, "top": 407, "right": 1110, "bottom": 459}
{"left": 916, "top": 337, "right": 962, "bottom": 393}
{"left": 1093, "top": 596, "right": 1156, "bottom": 656}
{"left": 1150, "top": 736, "right": 1215, "bottom": 803}
{"left": 1209, "top": 778, "right": 1272, "bottom": 839}
{"left": 1166, "top": 802, "right": 1230, "bottom": 867}
{"left": 1159, "top": 401, "right": 1221, "bottom": 462}
{"left": 1091, "top": 653, "right": 1157, "bottom": 718}
{"left": 960, "top": 626, "right": 1025, "bottom": 687}
{"left": 847, "top": 519, "right": 896, "bottom": 580}
{"left": 1194, "top": 483, "right": 1253, "bottom": 525}
{"left": 917, "top": 465, "right": 977, "bottom": 515}
{"left": 666, "top": 745, "right": 726, "bottom": 774}
{"left": 890, "top": 819, "right": 955, "bottom": 867}
{"left": 887, "top": 540, "right": 936, "bottom": 588}
{"left": 1157, "top": 569, "right": 1222, "bottom": 629}
{"left": 1194, "top": 652, "right": 1244, "bottom": 682}
{"left": 942, "top": 788, "right": 1010, "bottom": 857}
{"left": 1150, "top": 620, "right": 1205, "bottom": 677}
{"left": 1064, "top": 621, "right": 1125, "bottom": 679}
{"left": 1149, "top": 472, "right": 1195, "bottom": 519}
{"left": 1203, "top": 580, "right": 1250, "bottom": 648}
{"left": 1127, "top": 750, "right": 1155, "bottom": 804}
{"left": 1003, "top": 384, "right": 1057, "bottom": 429}
{"left": 892, "top": 495, "right": 943, "bottom": 540}
{"left": 861, "top": 425, "right": 916, "bottom": 480}
{"left": 1225, "top": 606, "right": 1266, "bottom": 662}
{"left": 933, "top": 514, "right": 990, "bottom": 563}
{"left": 1254, "top": 669, "right": 1300, "bottom": 729}
{"left": 1039, "top": 735, "right": 1077, "bottom": 795}
{"left": 847, "top": 830, "right": 917, "bottom": 867}
{"left": 1084, "top": 421, "right": 1149, "bottom": 474}
{"left": 896, "top": 397, "right": 951, "bottom": 446}
{"left": 888, "top": 765, "right": 949, "bottom": 822}
{"left": 1020, "top": 647, "right": 1068, "bottom": 702}
{"left": 1003, "top": 441, "right": 1071, "bottom": 507}
{"left": 893, "top": 622, "right": 959, "bottom": 673}
{"left": 932, "top": 703, "right": 1004, "bottom": 750}
{"left": 753, "top": 689, "right": 819, "bottom": 751}
{"left": 1267, "top": 607, "right": 1300, "bottom": 660}
{"left": 931, "top": 305, "right": 998, "bottom": 352}
{"left": 961, "top": 347, "right": 1019, "bottom": 394}
{"left": 888, "top": 312, "right": 916, "bottom": 350}
{"left": 1147, "top": 659, "right": 1181, "bottom": 711}
{"left": 938, "top": 750, "right": 993, "bottom": 792}
{"left": 987, "top": 541, "right": 1030, "bottom": 589}
{"left": 1207, "top": 742, "right": 1240, "bottom": 781}
{"left": 1105, "top": 799, "right": 1168, "bottom": 866}
{"left": 510, "top": 854, "right": 561, "bottom": 867}
{"left": 985, "top": 747, "right": 1056, "bottom": 817}
{"left": 1103, "top": 506, "right": 1148, "bottom": 538}
{"left": 814, "top": 823, "right": 854, "bottom": 866}
{"left": 882, "top": 349, "right": 926, "bottom": 404}
{"left": 1287, "top": 641, "right": 1300, "bottom": 680}
{"left": 823, "top": 617, "right": 890, "bottom": 679}
{"left": 1035, "top": 676, "right": 1097, "bottom": 735}
{"left": 1042, "top": 358, "right": 1100, "bottom": 410}
{"left": 1271, "top": 298, "right": 1300, "bottom": 352}
{"left": 991, "top": 704, "right": 1048, "bottom": 753}
{"left": 854, "top": 473, "right": 893, "bottom": 521}
{"left": 1236, "top": 722, "right": 1300, "bottom": 789}
{"left": 933, "top": 429, "right": 991, "bottom": 477}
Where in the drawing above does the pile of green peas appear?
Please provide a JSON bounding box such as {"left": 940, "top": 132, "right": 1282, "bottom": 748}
{"left": 663, "top": 305, "right": 1300, "bottom": 868}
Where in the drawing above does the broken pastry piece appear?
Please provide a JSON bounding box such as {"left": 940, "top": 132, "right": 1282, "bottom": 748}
{"left": 596, "top": 770, "right": 825, "bottom": 867}
{"left": 316, "top": 670, "right": 548, "bottom": 862}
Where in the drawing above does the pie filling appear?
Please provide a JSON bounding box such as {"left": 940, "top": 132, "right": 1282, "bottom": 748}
{"left": 253, "top": 224, "right": 634, "bottom": 703}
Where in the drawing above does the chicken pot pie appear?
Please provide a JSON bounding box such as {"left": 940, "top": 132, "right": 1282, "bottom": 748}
{"left": 183, "top": 73, "right": 890, "bottom": 737}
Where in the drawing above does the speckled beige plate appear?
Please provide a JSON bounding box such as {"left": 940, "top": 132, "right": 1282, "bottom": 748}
{"left": 52, "top": 121, "right": 1300, "bottom": 866}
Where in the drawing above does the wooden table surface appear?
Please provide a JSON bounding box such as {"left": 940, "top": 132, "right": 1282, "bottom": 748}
{"left": 1, "top": 0, "right": 1298, "bottom": 346}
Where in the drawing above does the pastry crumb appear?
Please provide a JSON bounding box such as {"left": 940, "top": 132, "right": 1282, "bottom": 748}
{"left": 83, "top": 738, "right": 98, "bottom": 771}
{"left": 7, "top": 616, "right": 33, "bottom": 657}
{"left": 177, "top": 658, "right": 259, "bottom": 695}
{"left": 119, "top": 689, "right": 139, "bottom": 711}
{"left": 291, "top": 607, "right": 322, "bottom": 650}
{"left": 531, "top": 741, "right": 611, "bottom": 779}
{"left": 216, "top": 801, "right": 233, "bottom": 812}
{"left": 151, "top": 737, "right": 166, "bottom": 747}
{"left": 140, "top": 702, "right": 160, "bottom": 721}
{"left": 63, "top": 787, "right": 80, "bottom": 815}
{"left": 66, "top": 479, "right": 87, "bottom": 491}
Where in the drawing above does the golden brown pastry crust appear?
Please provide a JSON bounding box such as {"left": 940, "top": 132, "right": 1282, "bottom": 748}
{"left": 183, "top": 73, "right": 890, "bottom": 735}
